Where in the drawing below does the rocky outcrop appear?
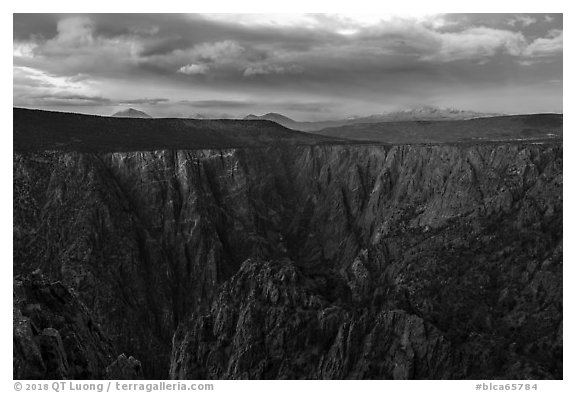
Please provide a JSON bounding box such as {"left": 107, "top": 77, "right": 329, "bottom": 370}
{"left": 314, "top": 114, "right": 562, "bottom": 143}
{"left": 13, "top": 273, "right": 143, "bottom": 380}
{"left": 13, "top": 142, "right": 562, "bottom": 379}
{"left": 13, "top": 273, "right": 114, "bottom": 379}
{"left": 169, "top": 258, "right": 465, "bottom": 379}
{"left": 105, "top": 354, "right": 143, "bottom": 379}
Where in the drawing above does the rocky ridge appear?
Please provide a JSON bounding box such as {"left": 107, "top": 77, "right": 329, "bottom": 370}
{"left": 13, "top": 272, "right": 142, "bottom": 379}
{"left": 14, "top": 142, "right": 562, "bottom": 379}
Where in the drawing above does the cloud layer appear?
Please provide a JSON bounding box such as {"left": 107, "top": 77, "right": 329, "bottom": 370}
{"left": 13, "top": 13, "right": 562, "bottom": 119}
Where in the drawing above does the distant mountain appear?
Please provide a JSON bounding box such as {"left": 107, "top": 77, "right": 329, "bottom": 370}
{"left": 314, "top": 114, "right": 563, "bottom": 144}
{"left": 243, "top": 113, "right": 299, "bottom": 128}
{"left": 111, "top": 108, "right": 152, "bottom": 118}
{"left": 188, "top": 113, "right": 210, "bottom": 119}
{"left": 189, "top": 113, "right": 236, "bottom": 120}
{"left": 243, "top": 107, "right": 501, "bottom": 132}
{"left": 359, "top": 106, "right": 500, "bottom": 122}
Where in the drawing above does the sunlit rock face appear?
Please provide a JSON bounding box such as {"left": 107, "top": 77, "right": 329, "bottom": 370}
{"left": 14, "top": 142, "right": 562, "bottom": 379}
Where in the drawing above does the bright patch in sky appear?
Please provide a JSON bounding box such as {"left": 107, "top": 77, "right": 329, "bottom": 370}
{"left": 13, "top": 13, "right": 562, "bottom": 119}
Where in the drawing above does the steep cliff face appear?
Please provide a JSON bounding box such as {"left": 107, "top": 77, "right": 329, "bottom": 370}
{"left": 13, "top": 273, "right": 142, "bottom": 379}
{"left": 169, "top": 258, "right": 465, "bottom": 379}
{"left": 13, "top": 142, "right": 562, "bottom": 379}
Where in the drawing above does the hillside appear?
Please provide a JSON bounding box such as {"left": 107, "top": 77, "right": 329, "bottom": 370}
{"left": 314, "top": 114, "right": 562, "bottom": 144}
{"left": 13, "top": 108, "right": 348, "bottom": 152}
{"left": 243, "top": 107, "right": 501, "bottom": 132}
{"left": 244, "top": 112, "right": 297, "bottom": 126}
{"left": 361, "top": 106, "right": 500, "bottom": 122}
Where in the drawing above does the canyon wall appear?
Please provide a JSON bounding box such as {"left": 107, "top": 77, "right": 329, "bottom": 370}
{"left": 14, "top": 142, "right": 562, "bottom": 379}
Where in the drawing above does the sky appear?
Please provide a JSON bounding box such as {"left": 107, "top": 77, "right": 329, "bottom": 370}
{"left": 13, "top": 13, "right": 563, "bottom": 120}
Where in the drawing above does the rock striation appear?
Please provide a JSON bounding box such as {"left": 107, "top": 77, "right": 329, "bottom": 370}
{"left": 14, "top": 273, "right": 110, "bottom": 379}
{"left": 13, "top": 272, "right": 143, "bottom": 380}
{"left": 106, "top": 354, "right": 143, "bottom": 379}
{"left": 14, "top": 142, "right": 562, "bottom": 379}
{"left": 169, "top": 258, "right": 465, "bottom": 379}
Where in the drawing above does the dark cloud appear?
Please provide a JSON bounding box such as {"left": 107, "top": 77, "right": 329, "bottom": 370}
{"left": 13, "top": 14, "right": 59, "bottom": 40}
{"left": 119, "top": 98, "right": 169, "bottom": 105}
{"left": 179, "top": 99, "right": 335, "bottom": 113}
{"left": 13, "top": 13, "right": 562, "bottom": 119}
{"left": 179, "top": 100, "right": 254, "bottom": 109}
{"left": 20, "top": 92, "right": 113, "bottom": 107}
{"left": 279, "top": 102, "right": 335, "bottom": 113}
{"left": 15, "top": 91, "right": 169, "bottom": 108}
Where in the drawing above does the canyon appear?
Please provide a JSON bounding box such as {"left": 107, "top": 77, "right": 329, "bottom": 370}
{"left": 13, "top": 109, "right": 562, "bottom": 379}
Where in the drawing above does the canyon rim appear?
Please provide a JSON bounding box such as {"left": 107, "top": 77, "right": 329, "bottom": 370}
{"left": 12, "top": 12, "right": 563, "bottom": 381}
